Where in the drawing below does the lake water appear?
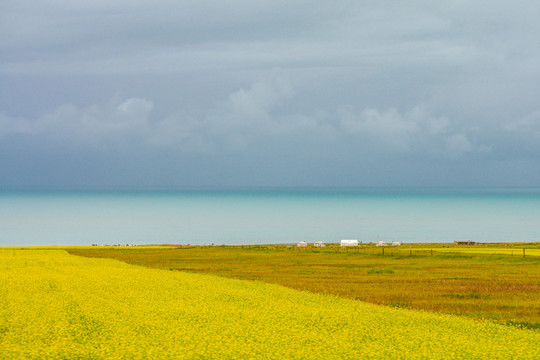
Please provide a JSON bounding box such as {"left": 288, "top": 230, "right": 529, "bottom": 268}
{"left": 1, "top": 188, "right": 540, "bottom": 246}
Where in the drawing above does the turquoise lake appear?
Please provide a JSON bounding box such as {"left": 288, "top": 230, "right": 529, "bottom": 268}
{"left": 1, "top": 188, "right": 540, "bottom": 246}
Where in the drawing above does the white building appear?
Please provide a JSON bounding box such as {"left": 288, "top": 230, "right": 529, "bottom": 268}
{"left": 376, "top": 241, "right": 388, "bottom": 246}
{"left": 340, "top": 239, "right": 359, "bottom": 247}
{"left": 392, "top": 241, "right": 402, "bottom": 246}
{"left": 313, "top": 241, "right": 325, "bottom": 247}
{"left": 297, "top": 241, "right": 307, "bottom": 247}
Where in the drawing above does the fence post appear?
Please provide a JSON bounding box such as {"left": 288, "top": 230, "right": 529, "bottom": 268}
{"left": 523, "top": 248, "right": 525, "bottom": 258}
{"left": 382, "top": 247, "right": 385, "bottom": 256}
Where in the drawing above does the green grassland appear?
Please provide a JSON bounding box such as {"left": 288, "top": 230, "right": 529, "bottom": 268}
{"left": 69, "top": 243, "right": 540, "bottom": 330}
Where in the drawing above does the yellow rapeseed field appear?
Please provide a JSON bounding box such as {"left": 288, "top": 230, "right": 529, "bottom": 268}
{"left": 0, "top": 250, "right": 538, "bottom": 359}
{"left": 414, "top": 247, "right": 540, "bottom": 257}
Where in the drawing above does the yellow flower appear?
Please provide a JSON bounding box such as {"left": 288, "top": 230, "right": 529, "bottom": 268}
{"left": 0, "top": 249, "right": 538, "bottom": 359}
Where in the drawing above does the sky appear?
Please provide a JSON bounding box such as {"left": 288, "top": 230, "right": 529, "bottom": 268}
{"left": 1, "top": 1, "right": 540, "bottom": 189}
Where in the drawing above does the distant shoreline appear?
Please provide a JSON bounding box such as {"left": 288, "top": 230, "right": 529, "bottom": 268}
{"left": 3, "top": 186, "right": 540, "bottom": 195}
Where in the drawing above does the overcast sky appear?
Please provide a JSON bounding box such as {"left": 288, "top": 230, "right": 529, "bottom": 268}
{"left": 2, "top": 1, "right": 540, "bottom": 189}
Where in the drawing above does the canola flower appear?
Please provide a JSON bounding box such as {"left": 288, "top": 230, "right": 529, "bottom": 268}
{"left": 412, "top": 247, "right": 540, "bottom": 257}
{"left": 0, "top": 250, "right": 539, "bottom": 359}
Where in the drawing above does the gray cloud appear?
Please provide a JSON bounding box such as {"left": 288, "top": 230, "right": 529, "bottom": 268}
{"left": 504, "top": 111, "right": 540, "bottom": 136}
{"left": 0, "top": 76, "right": 496, "bottom": 159}
{"left": 1, "top": 97, "right": 153, "bottom": 148}
{"left": 1, "top": 1, "right": 540, "bottom": 188}
{"left": 3, "top": 1, "right": 537, "bottom": 76}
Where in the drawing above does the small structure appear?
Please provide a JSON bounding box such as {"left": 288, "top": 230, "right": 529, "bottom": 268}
{"left": 454, "top": 241, "right": 476, "bottom": 245}
{"left": 392, "top": 241, "right": 401, "bottom": 246}
{"left": 376, "top": 241, "right": 388, "bottom": 246}
{"left": 297, "top": 241, "right": 307, "bottom": 247}
{"left": 340, "top": 239, "right": 359, "bottom": 247}
{"left": 313, "top": 241, "right": 325, "bottom": 247}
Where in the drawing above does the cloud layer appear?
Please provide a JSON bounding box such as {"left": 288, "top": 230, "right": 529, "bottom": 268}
{"left": 1, "top": 1, "right": 540, "bottom": 188}
{"left": 0, "top": 75, "right": 521, "bottom": 158}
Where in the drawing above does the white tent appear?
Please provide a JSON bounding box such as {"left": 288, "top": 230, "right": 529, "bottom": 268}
{"left": 340, "top": 239, "right": 358, "bottom": 247}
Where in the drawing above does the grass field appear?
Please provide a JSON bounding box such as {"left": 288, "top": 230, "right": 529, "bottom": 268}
{"left": 411, "top": 247, "right": 540, "bottom": 257}
{"left": 1, "top": 249, "right": 539, "bottom": 359}
{"left": 69, "top": 244, "right": 540, "bottom": 330}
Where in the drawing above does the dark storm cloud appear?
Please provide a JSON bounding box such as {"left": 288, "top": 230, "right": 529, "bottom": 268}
{"left": 1, "top": 1, "right": 540, "bottom": 188}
